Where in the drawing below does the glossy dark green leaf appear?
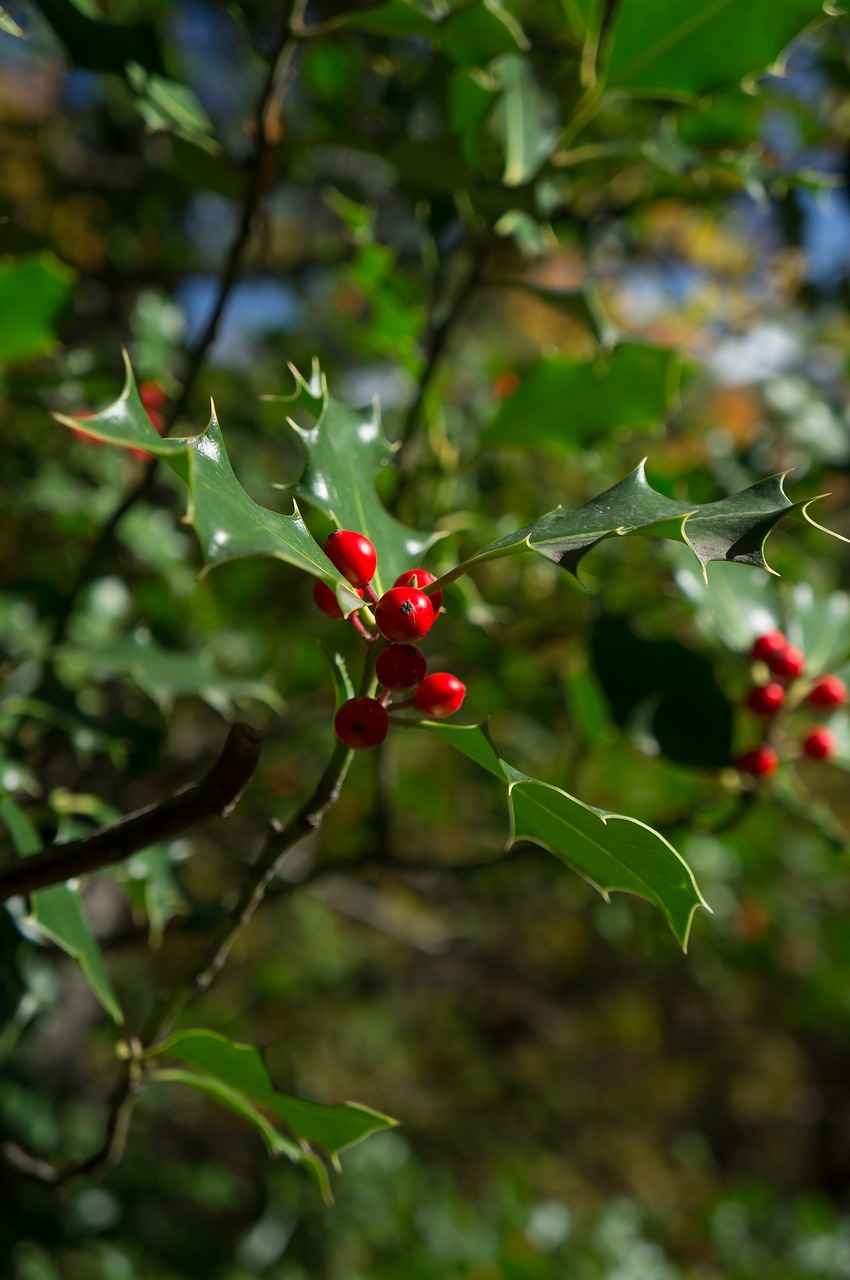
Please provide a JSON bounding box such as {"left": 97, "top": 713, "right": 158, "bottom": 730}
{"left": 149, "top": 1029, "right": 397, "bottom": 1157}
{"left": 0, "top": 798, "right": 122, "bottom": 1022}
{"left": 54, "top": 356, "right": 361, "bottom": 615}
{"left": 470, "top": 462, "right": 842, "bottom": 582}
{"left": 591, "top": 617, "right": 734, "bottom": 767}
{"left": 0, "top": 253, "right": 76, "bottom": 365}
{"left": 423, "top": 723, "right": 708, "bottom": 948}
{"left": 279, "top": 364, "right": 436, "bottom": 592}
{"left": 483, "top": 343, "right": 682, "bottom": 450}
{"left": 604, "top": 0, "right": 828, "bottom": 98}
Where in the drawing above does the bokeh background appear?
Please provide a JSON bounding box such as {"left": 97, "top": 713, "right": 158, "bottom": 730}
{"left": 2, "top": 2, "right": 850, "bottom": 1276}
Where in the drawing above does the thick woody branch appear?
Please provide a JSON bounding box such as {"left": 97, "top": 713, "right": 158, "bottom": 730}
{"left": 0, "top": 723, "right": 262, "bottom": 903}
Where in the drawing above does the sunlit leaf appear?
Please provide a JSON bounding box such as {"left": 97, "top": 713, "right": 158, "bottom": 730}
{"left": 422, "top": 723, "right": 708, "bottom": 948}
{"left": 148, "top": 1029, "right": 397, "bottom": 1168}
{"left": 0, "top": 798, "right": 122, "bottom": 1022}
{"left": 604, "top": 0, "right": 829, "bottom": 98}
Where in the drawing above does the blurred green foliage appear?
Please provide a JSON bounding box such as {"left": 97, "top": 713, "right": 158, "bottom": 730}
{"left": 2, "top": 0, "right": 850, "bottom": 1275}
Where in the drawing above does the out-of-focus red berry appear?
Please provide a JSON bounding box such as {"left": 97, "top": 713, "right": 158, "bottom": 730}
{"left": 492, "top": 371, "right": 520, "bottom": 400}
{"left": 768, "top": 645, "right": 805, "bottom": 680}
{"left": 376, "top": 644, "right": 427, "bottom": 690}
{"left": 751, "top": 630, "right": 788, "bottom": 664}
{"left": 140, "top": 380, "right": 168, "bottom": 411}
{"left": 735, "top": 745, "right": 779, "bottom": 778}
{"left": 802, "top": 727, "right": 837, "bottom": 761}
{"left": 746, "top": 683, "right": 786, "bottom": 716}
{"left": 807, "top": 675, "right": 847, "bottom": 708}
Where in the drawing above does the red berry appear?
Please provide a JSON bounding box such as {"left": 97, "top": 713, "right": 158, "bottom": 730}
{"left": 313, "top": 579, "right": 363, "bottom": 620}
{"left": 807, "top": 675, "right": 847, "bottom": 708}
{"left": 334, "top": 697, "right": 388, "bottom": 750}
{"left": 413, "top": 672, "right": 466, "bottom": 718}
{"left": 746, "top": 683, "right": 786, "bottom": 716}
{"left": 492, "top": 371, "right": 520, "bottom": 400}
{"left": 802, "top": 726, "right": 837, "bottom": 761}
{"left": 394, "top": 569, "right": 442, "bottom": 616}
{"left": 767, "top": 644, "right": 805, "bottom": 681}
{"left": 140, "top": 379, "right": 168, "bottom": 411}
{"left": 735, "top": 745, "right": 779, "bottom": 778}
{"left": 751, "top": 630, "right": 788, "bottom": 664}
{"left": 374, "top": 587, "right": 434, "bottom": 643}
{"left": 323, "top": 530, "right": 377, "bottom": 588}
{"left": 376, "top": 644, "right": 427, "bottom": 690}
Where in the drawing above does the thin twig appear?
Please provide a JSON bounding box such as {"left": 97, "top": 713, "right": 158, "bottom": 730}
{"left": 0, "top": 723, "right": 262, "bottom": 902}
{"left": 395, "top": 240, "right": 488, "bottom": 465}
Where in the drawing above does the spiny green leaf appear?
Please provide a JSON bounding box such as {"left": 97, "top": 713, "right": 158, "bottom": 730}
{"left": 422, "top": 723, "right": 708, "bottom": 948}
{"left": 463, "top": 461, "right": 845, "bottom": 584}
{"left": 53, "top": 354, "right": 361, "bottom": 615}
{"left": 603, "top": 0, "right": 829, "bottom": 98}
{"left": 0, "top": 798, "right": 123, "bottom": 1022}
{"left": 149, "top": 1029, "right": 397, "bottom": 1161}
{"left": 277, "top": 363, "right": 436, "bottom": 592}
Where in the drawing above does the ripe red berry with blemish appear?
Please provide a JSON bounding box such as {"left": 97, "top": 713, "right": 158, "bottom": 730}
{"left": 751, "top": 630, "right": 788, "bottom": 664}
{"left": 376, "top": 644, "right": 427, "bottom": 690}
{"left": 394, "top": 569, "right": 442, "bottom": 616}
{"left": 735, "top": 745, "right": 779, "bottom": 778}
{"left": 334, "top": 697, "right": 388, "bottom": 750}
{"left": 746, "top": 683, "right": 786, "bottom": 717}
{"left": 323, "top": 530, "right": 377, "bottom": 588}
{"left": 414, "top": 672, "right": 466, "bottom": 718}
{"left": 767, "top": 644, "right": 805, "bottom": 681}
{"left": 807, "top": 675, "right": 847, "bottom": 708}
{"left": 375, "top": 587, "right": 434, "bottom": 642}
{"left": 802, "top": 726, "right": 837, "bottom": 761}
{"left": 313, "top": 579, "right": 363, "bottom": 620}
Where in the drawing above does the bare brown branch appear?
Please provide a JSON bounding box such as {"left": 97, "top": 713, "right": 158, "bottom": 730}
{"left": 0, "top": 723, "right": 262, "bottom": 903}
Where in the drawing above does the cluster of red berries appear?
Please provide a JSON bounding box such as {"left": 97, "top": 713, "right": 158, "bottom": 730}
{"left": 312, "top": 530, "right": 466, "bottom": 751}
{"left": 735, "top": 629, "right": 846, "bottom": 778}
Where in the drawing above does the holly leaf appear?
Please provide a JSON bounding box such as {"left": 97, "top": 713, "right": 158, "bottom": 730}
{"left": 446, "top": 461, "right": 844, "bottom": 587}
{"left": 422, "top": 722, "right": 708, "bottom": 948}
{"left": 147, "top": 1029, "right": 397, "bottom": 1197}
{"left": 0, "top": 798, "right": 122, "bottom": 1022}
{"left": 603, "top": 0, "right": 829, "bottom": 99}
{"left": 331, "top": 0, "right": 526, "bottom": 64}
{"left": 489, "top": 54, "right": 559, "bottom": 186}
{"left": 53, "top": 354, "right": 362, "bottom": 615}
{"left": 276, "top": 363, "right": 437, "bottom": 593}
